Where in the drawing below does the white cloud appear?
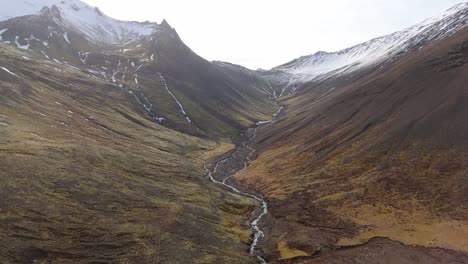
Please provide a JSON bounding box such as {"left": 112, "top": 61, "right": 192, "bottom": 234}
{"left": 82, "top": 0, "right": 466, "bottom": 69}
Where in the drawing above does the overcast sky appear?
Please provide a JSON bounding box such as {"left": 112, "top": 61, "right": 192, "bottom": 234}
{"left": 83, "top": 0, "right": 466, "bottom": 69}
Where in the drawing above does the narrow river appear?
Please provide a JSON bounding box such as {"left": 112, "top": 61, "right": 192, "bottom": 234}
{"left": 202, "top": 106, "right": 283, "bottom": 263}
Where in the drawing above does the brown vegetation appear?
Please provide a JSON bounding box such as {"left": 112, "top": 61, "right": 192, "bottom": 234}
{"left": 236, "top": 27, "right": 468, "bottom": 263}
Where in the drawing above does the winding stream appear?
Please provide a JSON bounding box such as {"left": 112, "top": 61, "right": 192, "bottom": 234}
{"left": 202, "top": 107, "right": 283, "bottom": 263}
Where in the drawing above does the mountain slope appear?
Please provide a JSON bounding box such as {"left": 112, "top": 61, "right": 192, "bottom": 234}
{"left": 0, "top": 42, "right": 262, "bottom": 263}
{"left": 2, "top": 1, "right": 468, "bottom": 263}
{"left": 0, "top": 1, "right": 280, "bottom": 262}
{"left": 0, "top": 0, "right": 278, "bottom": 138}
{"left": 237, "top": 16, "right": 468, "bottom": 263}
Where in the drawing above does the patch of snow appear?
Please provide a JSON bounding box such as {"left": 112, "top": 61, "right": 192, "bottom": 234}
{"left": 273, "top": 107, "right": 284, "bottom": 119}
{"left": 35, "top": 111, "right": 47, "bottom": 117}
{"left": 111, "top": 71, "right": 119, "bottom": 82}
{"left": 0, "top": 28, "right": 7, "bottom": 41}
{"left": 0, "top": 0, "right": 161, "bottom": 44}
{"left": 0, "top": 67, "right": 18, "bottom": 77}
{"left": 276, "top": 3, "right": 468, "bottom": 81}
{"left": 158, "top": 72, "right": 192, "bottom": 124}
{"left": 63, "top": 32, "right": 71, "bottom": 44}
{"left": 126, "top": 88, "right": 165, "bottom": 123}
{"left": 41, "top": 50, "right": 51, "bottom": 60}
{"left": 99, "top": 71, "right": 107, "bottom": 79}
{"left": 264, "top": 80, "right": 275, "bottom": 97}
{"left": 256, "top": 120, "right": 271, "bottom": 126}
{"left": 68, "top": 83, "right": 81, "bottom": 90}
{"left": 30, "top": 133, "right": 41, "bottom": 138}
{"left": 78, "top": 51, "right": 89, "bottom": 64}
{"left": 135, "top": 64, "right": 143, "bottom": 72}
{"left": 14, "top": 36, "right": 29, "bottom": 50}
{"left": 316, "top": 87, "right": 336, "bottom": 100}
{"left": 29, "top": 34, "right": 40, "bottom": 41}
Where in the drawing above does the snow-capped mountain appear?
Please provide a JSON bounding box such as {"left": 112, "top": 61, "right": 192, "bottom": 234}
{"left": 0, "top": 0, "right": 277, "bottom": 137}
{"left": 0, "top": 0, "right": 159, "bottom": 44}
{"left": 275, "top": 3, "right": 468, "bottom": 80}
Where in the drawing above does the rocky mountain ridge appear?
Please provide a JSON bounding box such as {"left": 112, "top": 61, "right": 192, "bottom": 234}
{"left": 274, "top": 3, "right": 468, "bottom": 83}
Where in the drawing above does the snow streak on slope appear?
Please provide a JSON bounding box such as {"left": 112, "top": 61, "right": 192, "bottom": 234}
{"left": 0, "top": 66, "right": 18, "bottom": 77}
{"left": 158, "top": 73, "right": 192, "bottom": 124}
{"left": 276, "top": 3, "right": 468, "bottom": 80}
{"left": 63, "top": 32, "right": 71, "bottom": 44}
{"left": 0, "top": 0, "right": 159, "bottom": 44}
{"left": 127, "top": 89, "right": 165, "bottom": 123}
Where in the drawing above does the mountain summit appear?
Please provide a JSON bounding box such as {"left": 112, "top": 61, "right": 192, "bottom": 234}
{"left": 275, "top": 3, "right": 468, "bottom": 81}
{"left": 0, "top": 0, "right": 160, "bottom": 44}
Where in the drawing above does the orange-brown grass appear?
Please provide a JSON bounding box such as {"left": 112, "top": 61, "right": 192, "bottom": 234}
{"left": 199, "top": 141, "right": 235, "bottom": 162}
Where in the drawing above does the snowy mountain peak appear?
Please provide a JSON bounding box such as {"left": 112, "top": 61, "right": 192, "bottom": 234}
{"left": 39, "top": 5, "right": 61, "bottom": 17}
{"left": 0, "top": 0, "right": 162, "bottom": 44}
{"left": 275, "top": 3, "right": 468, "bottom": 80}
{"left": 314, "top": 51, "right": 329, "bottom": 56}
{"left": 161, "top": 19, "right": 171, "bottom": 28}
{"left": 94, "top": 7, "right": 105, "bottom": 17}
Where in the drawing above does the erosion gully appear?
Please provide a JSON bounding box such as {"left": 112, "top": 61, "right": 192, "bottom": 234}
{"left": 202, "top": 107, "right": 284, "bottom": 263}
